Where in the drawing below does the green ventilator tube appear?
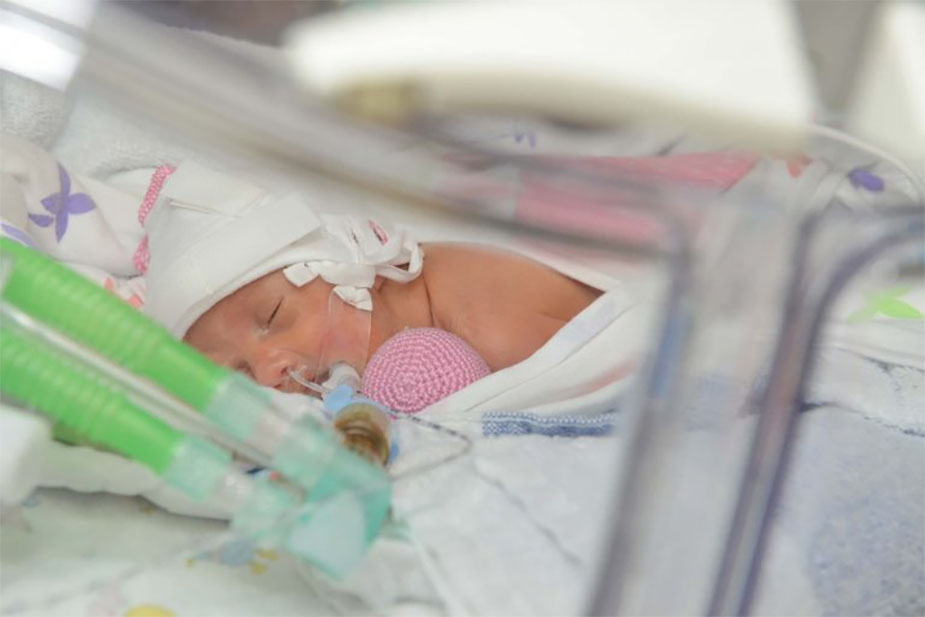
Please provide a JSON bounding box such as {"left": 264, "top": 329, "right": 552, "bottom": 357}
{"left": 0, "top": 321, "right": 379, "bottom": 577}
{"left": 0, "top": 324, "right": 295, "bottom": 535}
{"left": 0, "top": 240, "right": 391, "bottom": 571}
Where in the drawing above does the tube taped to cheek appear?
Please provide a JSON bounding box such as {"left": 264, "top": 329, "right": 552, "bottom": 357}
{"left": 321, "top": 289, "right": 372, "bottom": 378}
{"left": 286, "top": 287, "right": 372, "bottom": 395}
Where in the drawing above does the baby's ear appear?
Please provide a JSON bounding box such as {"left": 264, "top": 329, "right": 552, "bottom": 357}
{"left": 373, "top": 276, "right": 385, "bottom": 291}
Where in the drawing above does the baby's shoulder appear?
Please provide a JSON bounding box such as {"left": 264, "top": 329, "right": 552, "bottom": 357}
{"left": 421, "top": 243, "right": 542, "bottom": 306}
{"left": 422, "top": 242, "right": 598, "bottom": 312}
{"left": 420, "top": 243, "right": 599, "bottom": 370}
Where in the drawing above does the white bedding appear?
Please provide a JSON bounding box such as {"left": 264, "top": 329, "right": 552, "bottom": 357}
{"left": 4, "top": 390, "right": 921, "bottom": 616}
{"left": 1, "top": 489, "right": 333, "bottom": 617}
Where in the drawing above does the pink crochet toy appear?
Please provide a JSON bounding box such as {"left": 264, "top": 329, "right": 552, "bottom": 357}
{"left": 361, "top": 328, "right": 491, "bottom": 413}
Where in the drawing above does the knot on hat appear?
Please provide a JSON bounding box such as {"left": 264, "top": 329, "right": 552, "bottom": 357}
{"left": 280, "top": 216, "right": 423, "bottom": 313}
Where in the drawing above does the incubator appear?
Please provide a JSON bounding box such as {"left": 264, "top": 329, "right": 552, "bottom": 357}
{"left": 0, "top": 1, "right": 922, "bottom": 616}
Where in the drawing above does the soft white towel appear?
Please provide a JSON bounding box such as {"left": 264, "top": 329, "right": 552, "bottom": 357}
{"left": 0, "top": 73, "right": 72, "bottom": 149}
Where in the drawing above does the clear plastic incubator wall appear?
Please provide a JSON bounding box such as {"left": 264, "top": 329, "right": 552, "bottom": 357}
{"left": 0, "top": 2, "right": 922, "bottom": 616}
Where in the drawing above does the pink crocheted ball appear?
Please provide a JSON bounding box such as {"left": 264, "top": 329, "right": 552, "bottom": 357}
{"left": 361, "top": 328, "right": 491, "bottom": 414}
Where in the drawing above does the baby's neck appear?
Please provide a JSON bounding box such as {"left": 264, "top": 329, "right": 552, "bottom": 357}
{"left": 367, "top": 274, "right": 435, "bottom": 359}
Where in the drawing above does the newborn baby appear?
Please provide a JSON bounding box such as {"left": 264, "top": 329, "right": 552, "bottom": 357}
{"left": 134, "top": 160, "right": 602, "bottom": 398}
{"left": 184, "top": 243, "right": 600, "bottom": 393}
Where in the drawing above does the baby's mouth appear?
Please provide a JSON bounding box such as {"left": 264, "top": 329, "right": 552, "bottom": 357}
{"left": 313, "top": 368, "right": 331, "bottom": 389}
{"left": 286, "top": 366, "right": 330, "bottom": 396}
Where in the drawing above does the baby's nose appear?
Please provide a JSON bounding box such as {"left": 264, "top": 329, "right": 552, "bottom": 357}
{"left": 251, "top": 350, "right": 297, "bottom": 389}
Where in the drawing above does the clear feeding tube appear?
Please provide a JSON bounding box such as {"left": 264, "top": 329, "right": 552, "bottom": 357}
{"left": 281, "top": 286, "right": 372, "bottom": 395}
{"left": 316, "top": 290, "right": 373, "bottom": 389}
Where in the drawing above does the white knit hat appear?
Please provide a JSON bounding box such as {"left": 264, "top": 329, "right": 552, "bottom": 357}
{"left": 143, "top": 161, "right": 422, "bottom": 337}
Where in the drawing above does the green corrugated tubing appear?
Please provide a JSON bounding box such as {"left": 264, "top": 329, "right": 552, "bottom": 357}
{"left": 0, "top": 239, "right": 228, "bottom": 410}
{"left": 0, "top": 325, "right": 181, "bottom": 473}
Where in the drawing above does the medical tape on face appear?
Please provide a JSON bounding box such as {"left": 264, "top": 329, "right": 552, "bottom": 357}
{"left": 316, "top": 289, "right": 372, "bottom": 384}
{"left": 283, "top": 287, "right": 371, "bottom": 396}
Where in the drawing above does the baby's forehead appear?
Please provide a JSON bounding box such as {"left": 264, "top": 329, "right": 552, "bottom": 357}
{"left": 215, "top": 269, "right": 286, "bottom": 310}
{"left": 186, "top": 270, "right": 283, "bottom": 339}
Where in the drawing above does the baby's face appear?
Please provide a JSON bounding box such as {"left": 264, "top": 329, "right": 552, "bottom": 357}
{"left": 184, "top": 269, "right": 362, "bottom": 393}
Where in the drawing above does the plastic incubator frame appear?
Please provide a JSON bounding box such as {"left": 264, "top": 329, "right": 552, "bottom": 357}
{"left": 2, "top": 3, "right": 923, "bottom": 616}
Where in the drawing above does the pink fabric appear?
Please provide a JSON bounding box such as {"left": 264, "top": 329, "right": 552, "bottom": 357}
{"left": 361, "top": 328, "right": 491, "bottom": 414}
{"left": 436, "top": 151, "right": 758, "bottom": 243}
{"left": 133, "top": 164, "right": 175, "bottom": 274}
{"left": 516, "top": 151, "right": 758, "bottom": 241}
{"left": 558, "top": 152, "right": 758, "bottom": 190}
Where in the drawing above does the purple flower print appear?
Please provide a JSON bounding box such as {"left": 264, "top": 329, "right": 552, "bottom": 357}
{"left": 848, "top": 167, "right": 885, "bottom": 192}
{"left": 513, "top": 130, "right": 537, "bottom": 149}
{"left": 28, "top": 164, "right": 96, "bottom": 242}
{"left": 0, "top": 223, "right": 36, "bottom": 247}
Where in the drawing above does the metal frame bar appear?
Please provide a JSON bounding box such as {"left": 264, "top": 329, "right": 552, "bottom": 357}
{"left": 708, "top": 207, "right": 924, "bottom": 615}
